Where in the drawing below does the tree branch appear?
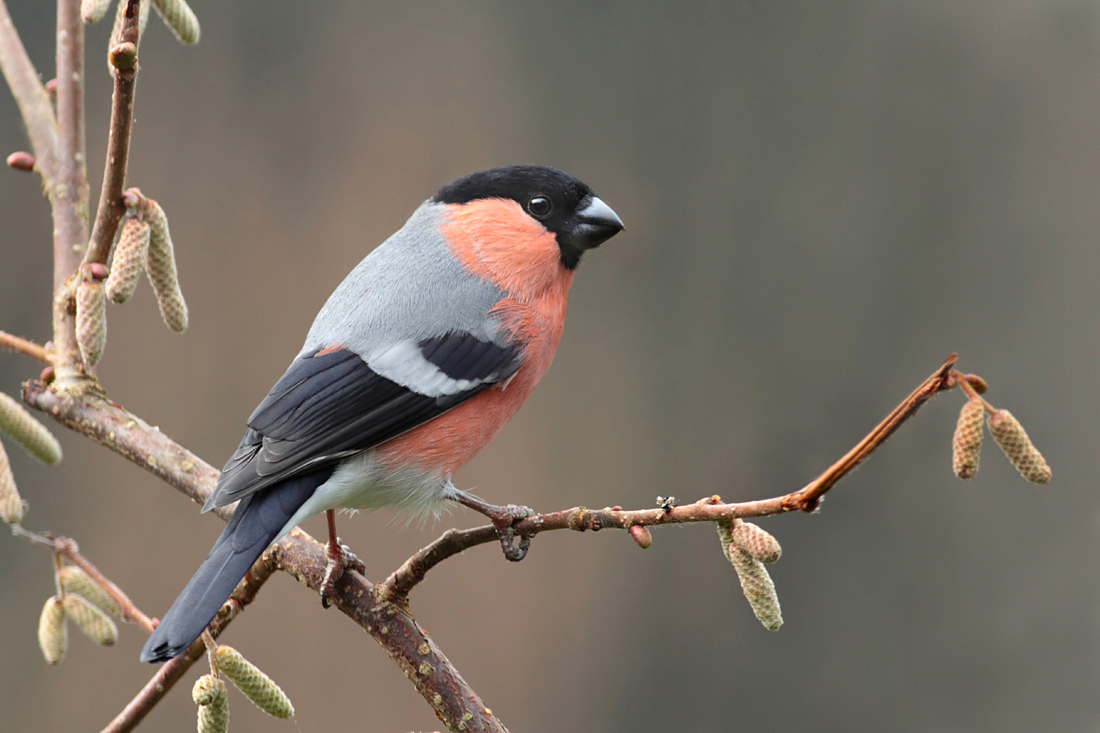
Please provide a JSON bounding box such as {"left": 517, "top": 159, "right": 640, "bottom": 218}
{"left": 381, "top": 354, "right": 961, "bottom": 601}
{"left": 0, "top": 331, "right": 50, "bottom": 363}
{"left": 21, "top": 353, "right": 966, "bottom": 732}
{"left": 84, "top": 0, "right": 140, "bottom": 269}
{"left": 53, "top": 0, "right": 88, "bottom": 290}
{"left": 0, "top": 0, "right": 59, "bottom": 182}
{"left": 100, "top": 549, "right": 278, "bottom": 733}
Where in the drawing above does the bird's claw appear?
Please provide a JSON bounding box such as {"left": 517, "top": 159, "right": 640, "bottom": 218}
{"left": 320, "top": 537, "right": 364, "bottom": 608}
{"left": 488, "top": 504, "right": 535, "bottom": 563}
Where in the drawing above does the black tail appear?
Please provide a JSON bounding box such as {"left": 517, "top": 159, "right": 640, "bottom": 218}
{"left": 140, "top": 467, "right": 332, "bottom": 663}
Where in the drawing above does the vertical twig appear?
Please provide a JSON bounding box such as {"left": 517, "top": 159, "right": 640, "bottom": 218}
{"left": 54, "top": 0, "right": 88, "bottom": 289}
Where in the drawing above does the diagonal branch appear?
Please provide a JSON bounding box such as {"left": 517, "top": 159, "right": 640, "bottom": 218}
{"left": 381, "top": 354, "right": 961, "bottom": 601}
{"left": 84, "top": 0, "right": 141, "bottom": 269}
{"left": 100, "top": 549, "right": 278, "bottom": 733}
{"left": 0, "top": 0, "right": 59, "bottom": 182}
{"left": 21, "top": 353, "right": 966, "bottom": 733}
{"left": 21, "top": 381, "right": 510, "bottom": 732}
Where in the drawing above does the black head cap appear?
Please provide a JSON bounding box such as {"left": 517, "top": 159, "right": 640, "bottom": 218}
{"left": 433, "top": 165, "right": 624, "bottom": 269}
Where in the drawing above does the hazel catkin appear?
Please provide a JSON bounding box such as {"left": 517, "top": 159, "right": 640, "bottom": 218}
{"left": 988, "top": 410, "right": 1051, "bottom": 484}
{"left": 38, "top": 596, "right": 67, "bottom": 664}
{"left": 105, "top": 217, "right": 151, "bottom": 303}
{"left": 76, "top": 281, "right": 107, "bottom": 368}
{"left": 62, "top": 593, "right": 118, "bottom": 646}
{"left": 59, "top": 565, "right": 122, "bottom": 618}
{"left": 143, "top": 199, "right": 189, "bottom": 332}
{"left": 730, "top": 521, "right": 782, "bottom": 564}
{"left": 215, "top": 645, "right": 294, "bottom": 718}
{"left": 0, "top": 441, "right": 24, "bottom": 524}
{"left": 151, "top": 0, "right": 200, "bottom": 44}
{"left": 952, "top": 398, "right": 985, "bottom": 480}
{"left": 0, "top": 392, "right": 62, "bottom": 465}
{"left": 193, "top": 674, "right": 229, "bottom": 733}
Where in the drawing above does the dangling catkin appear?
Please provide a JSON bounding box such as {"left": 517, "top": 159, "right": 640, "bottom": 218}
{"left": 151, "top": 0, "right": 200, "bottom": 44}
{"left": 0, "top": 392, "right": 62, "bottom": 465}
{"left": 988, "top": 410, "right": 1051, "bottom": 484}
{"left": 38, "top": 596, "right": 67, "bottom": 664}
{"left": 81, "top": 0, "right": 110, "bottom": 24}
{"left": 727, "top": 545, "right": 783, "bottom": 630}
{"left": 193, "top": 674, "right": 229, "bottom": 733}
{"left": 76, "top": 281, "right": 107, "bottom": 367}
{"left": 731, "top": 521, "right": 782, "bottom": 564}
{"left": 0, "top": 441, "right": 24, "bottom": 524}
{"left": 144, "top": 199, "right": 189, "bottom": 332}
{"left": 62, "top": 594, "right": 118, "bottom": 646}
{"left": 717, "top": 521, "right": 783, "bottom": 630}
{"left": 952, "top": 398, "right": 985, "bottom": 479}
{"left": 106, "top": 217, "right": 150, "bottom": 303}
{"left": 215, "top": 645, "right": 295, "bottom": 718}
{"left": 59, "top": 566, "right": 122, "bottom": 618}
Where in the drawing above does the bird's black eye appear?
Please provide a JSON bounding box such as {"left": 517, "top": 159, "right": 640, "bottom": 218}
{"left": 527, "top": 195, "right": 552, "bottom": 218}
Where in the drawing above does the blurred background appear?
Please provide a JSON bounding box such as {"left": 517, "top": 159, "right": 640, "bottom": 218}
{"left": 0, "top": 0, "right": 1097, "bottom": 730}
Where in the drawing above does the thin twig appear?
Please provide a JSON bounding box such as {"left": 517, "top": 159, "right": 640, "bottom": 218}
{"left": 14, "top": 525, "right": 155, "bottom": 629}
{"left": 0, "top": 331, "right": 49, "bottom": 363}
{"left": 100, "top": 550, "right": 278, "bottom": 733}
{"left": 53, "top": 0, "right": 88, "bottom": 289}
{"left": 0, "top": 0, "right": 59, "bottom": 181}
{"left": 23, "top": 355, "right": 966, "bottom": 733}
{"left": 382, "top": 354, "right": 962, "bottom": 601}
{"left": 85, "top": 0, "right": 141, "bottom": 268}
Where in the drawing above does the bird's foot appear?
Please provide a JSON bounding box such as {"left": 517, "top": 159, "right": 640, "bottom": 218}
{"left": 320, "top": 538, "right": 364, "bottom": 608}
{"left": 455, "top": 493, "right": 536, "bottom": 562}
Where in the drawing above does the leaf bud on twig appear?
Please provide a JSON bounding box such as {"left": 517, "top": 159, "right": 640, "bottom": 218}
{"left": 193, "top": 674, "right": 229, "bottom": 733}
{"left": 628, "top": 524, "right": 652, "bottom": 548}
{"left": 38, "top": 596, "right": 67, "bottom": 664}
{"left": 0, "top": 441, "right": 25, "bottom": 524}
{"left": 988, "top": 410, "right": 1051, "bottom": 484}
{"left": 0, "top": 392, "right": 62, "bottom": 465}
{"left": 59, "top": 566, "right": 122, "bottom": 618}
{"left": 110, "top": 0, "right": 151, "bottom": 58}
{"left": 731, "top": 521, "right": 782, "bottom": 564}
{"left": 105, "top": 217, "right": 150, "bottom": 303}
{"left": 81, "top": 0, "right": 111, "bottom": 24}
{"left": 62, "top": 594, "right": 118, "bottom": 645}
{"left": 952, "top": 398, "right": 984, "bottom": 480}
{"left": 152, "top": 0, "right": 200, "bottom": 45}
{"left": 108, "top": 42, "right": 138, "bottom": 71}
{"left": 144, "top": 199, "right": 189, "bottom": 332}
{"left": 6, "top": 151, "right": 34, "bottom": 171}
{"left": 76, "top": 281, "right": 107, "bottom": 368}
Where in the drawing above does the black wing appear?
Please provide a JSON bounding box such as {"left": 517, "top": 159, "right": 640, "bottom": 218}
{"left": 205, "top": 333, "right": 521, "bottom": 510}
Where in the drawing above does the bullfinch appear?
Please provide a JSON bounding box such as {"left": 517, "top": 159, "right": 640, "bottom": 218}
{"left": 140, "top": 165, "right": 624, "bottom": 663}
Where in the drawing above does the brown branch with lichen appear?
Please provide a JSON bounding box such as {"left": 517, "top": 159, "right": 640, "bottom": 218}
{"left": 100, "top": 549, "right": 278, "bottom": 733}
{"left": 20, "top": 353, "right": 979, "bottom": 733}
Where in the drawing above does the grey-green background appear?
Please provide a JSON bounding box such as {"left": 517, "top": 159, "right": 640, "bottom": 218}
{"left": 1, "top": 1, "right": 1097, "bottom": 731}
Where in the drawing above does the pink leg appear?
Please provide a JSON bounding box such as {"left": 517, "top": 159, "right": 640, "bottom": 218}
{"left": 454, "top": 492, "right": 535, "bottom": 562}
{"left": 320, "top": 509, "right": 365, "bottom": 608}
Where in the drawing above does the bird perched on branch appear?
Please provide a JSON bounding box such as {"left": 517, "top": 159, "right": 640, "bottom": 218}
{"left": 140, "top": 165, "right": 624, "bottom": 663}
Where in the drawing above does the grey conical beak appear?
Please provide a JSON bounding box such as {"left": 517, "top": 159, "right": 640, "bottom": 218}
{"left": 573, "top": 196, "right": 624, "bottom": 250}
